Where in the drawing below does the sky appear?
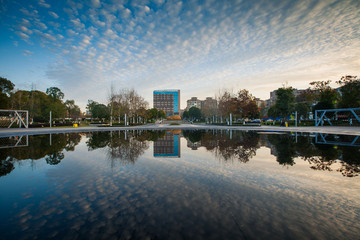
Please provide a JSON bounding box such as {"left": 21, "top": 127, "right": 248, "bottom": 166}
{"left": 0, "top": 0, "right": 359, "bottom": 111}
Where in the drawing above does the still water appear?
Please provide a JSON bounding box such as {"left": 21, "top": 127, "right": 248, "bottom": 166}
{"left": 0, "top": 130, "right": 359, "bottom": 239}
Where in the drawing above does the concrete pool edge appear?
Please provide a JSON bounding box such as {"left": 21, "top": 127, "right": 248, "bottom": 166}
{"left": 1, "top": 124, "right": 360, "bottom": 137}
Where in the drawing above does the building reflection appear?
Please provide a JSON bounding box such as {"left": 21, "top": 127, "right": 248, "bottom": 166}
{"left": 154, "top": 130, "right": 181, "bottom": 158}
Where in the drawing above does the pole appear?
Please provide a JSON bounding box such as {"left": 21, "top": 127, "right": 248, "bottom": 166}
{"left": 124, "top": 113, "right": 127, "bottom": 126}
{"left": 26, "top": 111, "right": 29, "bottom": 128}
{"left": 295, "top": 111, "right": 297, "bottom": 127}
{"left": 50, "top": 111, "right": 52, "bottom": 128}
{"left": 230, "top": 113, "right": 232, "bottom": 126}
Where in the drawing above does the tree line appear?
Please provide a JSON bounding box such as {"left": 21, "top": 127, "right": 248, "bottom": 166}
{"left": 181, "top": 75, "right": 359, "bottom": 123}
{"left": 0, "top": 77, "right": 81, "bottom": 122}
{"left": 87, "top": 88, "right": 166, "bottom": 125}
{"left": 267, "top": 75, "right": 360, "bottom": 120}
{"left": 183, "top": 89, "right": 260, "bottom": 123}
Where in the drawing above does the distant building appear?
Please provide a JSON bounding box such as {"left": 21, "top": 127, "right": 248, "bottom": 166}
{"left": 153, "top": 89, "right": 180, "bottom": 116}
{"left": 266, "top": 88, "right": 307, "bottom": 107}
{"left": 202, "top": 97, "right": 217, "bottom": 109}
{"left": 255, "top": 98, "right": 265, "bottom": 108}
{"left": 186, "top": 97, "right": 217, "bottom": 111}
{"left": 186, "top": 97, "right": 202, "bottom": 110}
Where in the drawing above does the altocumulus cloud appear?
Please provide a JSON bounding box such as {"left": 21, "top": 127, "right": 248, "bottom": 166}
{"left": 1, "top": 0, "right": 359, "bottom": 109}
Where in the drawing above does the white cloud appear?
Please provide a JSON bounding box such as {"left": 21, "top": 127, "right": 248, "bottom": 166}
{"left": 42, "top": 33, "right": 57, "bottom": 41}
{"left": 35, "top": 21, "right": 47, "bottom": 30}
{"left": 71, "top": 18, "right": 85, "bottom": 29}
{"left": 48, "top": 11, "right": 59, "bottom": 19}
{"left": 66, "top": 29, "right": 78, "bottom": 36}
{"left": 19, "top": 26, "right": 32, "bottom": 35}
{"left": 15, "top": 31, "right": 30, "bottom": 40}
{"left": 92, "top": 0, "right": 101, "bottom": 8}
{"left": 24, "top": 50, "right": 34, "bottom": 56}
{"left": 38, "top": 0, "right": 50, "bottom": 8}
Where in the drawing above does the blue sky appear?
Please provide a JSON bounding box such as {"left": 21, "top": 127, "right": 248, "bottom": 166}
{"left": 0, "top": 0, "right": 359, "bottom": 111}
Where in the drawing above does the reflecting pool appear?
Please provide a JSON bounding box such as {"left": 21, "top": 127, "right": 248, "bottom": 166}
{"left": 0, "top": 130, "right": 359, "bottom": 239}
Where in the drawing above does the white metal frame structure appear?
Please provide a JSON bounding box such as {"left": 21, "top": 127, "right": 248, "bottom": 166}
{"left": 315, "top": 133, "right": 360, "bottom": 147}
{"left": 0, "top": 135, "right": 29, "bottom": 149}
{"left": 315, "top": 108, "right": 360, "bottom": 126}
{"left": 0, "top": 110, "right": 29, "bottom": 128}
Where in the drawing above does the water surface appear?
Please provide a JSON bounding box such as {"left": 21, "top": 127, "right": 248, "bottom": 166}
{"left": 0, "top": 130, "right": 359, "bottom": 239}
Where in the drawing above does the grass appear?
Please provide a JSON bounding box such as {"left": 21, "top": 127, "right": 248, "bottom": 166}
{"left": 169, "top": 122, "right": 181, "bottom": 125}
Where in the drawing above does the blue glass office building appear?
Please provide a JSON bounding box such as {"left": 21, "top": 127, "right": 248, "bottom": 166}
{"left": 153, "top": 89, "right": 180, "bottom": 116}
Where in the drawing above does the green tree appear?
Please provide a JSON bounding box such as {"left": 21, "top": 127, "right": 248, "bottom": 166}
{"left": 92, "top": 103, "right": 110, "bottom": 120}
{"left": 87, "top": 100, "right": 98, "bottom": 116}
{"left": 274, "top": 87, "right": 295, "bottom": 119}
{"left": 182, "top": 110, "right": 189, "bottom": 119}
{"left": 158, "top": 110, "right": 166, "bottom": 119}
{"left": 0, "top": 77, "right": 15, "bottom": 109}
{"left": 188, "top": 107, "right": 202, "bottom": 120}
{"left": 295, "top": 102, "right": 310, "bottom": 119}
{"left": 46, "top": 87, "right": 64, "bottom": 100}
{"left": 147, "top": 108, "right": 158, "bottom": 120}
{"left": 267, "top": 105, "right": 278, "bottom": 118}
{"left": 10, "top": 90, "right": 55, "bottom": 121}
{"left": 310, "top": 80, "right": 338, "bottom": 111}
{"left": 46, "top": 87, "right": 66, "bottom": 119}
{"left": 336, "top": 75, "right": 360, "bottom": 108}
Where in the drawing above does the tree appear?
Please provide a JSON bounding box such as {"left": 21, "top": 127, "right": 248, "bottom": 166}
{"left": 147, "top": 108, "right": 158, "bottom": 120}
{"left": 45, "top": 87, "right": 66, "bottom": 118}
{"left": 87, "top": 100, "right": 98, "bottom": 117}
{"left": 218, "top": 90, "right": 237, "bottom": 118}
{"left": 112, "top": 88, "right": 149, "bottom": 124}
{"left": 295, "top": 102, "right": 310, "bottom": 119}
{"left": 10, "top": 90, "right": 65, "bottom": 121}
{"left": 182, "top": 110, "right": 189, "bottom": 119}
{"left": 336, "top": 75, "right": 360, "bottom": 108}
{"left": 65, "top": 100, "right": 81, "bottom": 119}
{"left": 310, "top": 80, "right": 338, "bottom": 111}
{"left": 267, "top": 105, "right": 278, "bottom": 119}
{"left": 237, "top": 89, "right": 259, "bottom": 119}
{"left": 92, "top": 103, "right": 110, "bottom": 120}
{"left": 274, "top": 87, "right": 295, "bottom": 119}
{"left": 296, "top": 88, "right": 315, "bottom": 104}
{"left": 188, "top": 107, "right": 202, "bottom": 120}
{"left": 158, "top": 110, "right": 166, "bottom": 119}
{"left": 0, "top": 77, "right": 15, "bottom": 109}
{"left": 46, "top": 87, "right": 64, "bottom": 100}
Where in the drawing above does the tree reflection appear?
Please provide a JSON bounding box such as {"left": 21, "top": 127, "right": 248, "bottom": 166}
{"left": 86, "top": 130, "right": 166, "bottom": 166}
{"left": 267, "top": 134, "right": 296, "bottom": 166}
{"left": 0, "top": 133, "right": 82, "bottom": 176}
{"left": 337, "top": 146, "right": 360, "bottom": 177}
{"left": 183, "top": 130, "right": 260, "bottom": 163}
{"left": 267, "top": 133, "right": 360, "bottom": 177}
{"left": 0, "top": 157, "right": 14, "bottom": 177}
{"left": 45, "top": 152, "right": 65, "bottom": 165}
{"left": 107, "top": 131, "right": 149, "bottom": 166}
